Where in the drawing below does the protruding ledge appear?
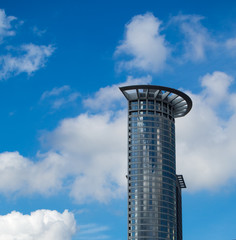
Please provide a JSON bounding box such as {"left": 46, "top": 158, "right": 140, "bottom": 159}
{"left": 177, "top": 175, "right": 186, "bottom": 189}
{"left": 120, "top": 85, "right": 192, "bottom": 118}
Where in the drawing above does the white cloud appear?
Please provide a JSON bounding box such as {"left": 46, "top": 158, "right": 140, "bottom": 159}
{"left": 41, "top": 85, "right": 79, "bottom": 109}
{"left": 171, "top": 14, "right": 215, "bottom": 61}
{"left": 51, "top": 92, "right": 79, "bottom": 109}
{"left": 47, "top": 110, "right": 127, "bottom": 203}
{"left": 225, "top": 37, "right": 236, "bottom": 55}
{"left": 0, "top": 110, "right": 127, "bottom": 203}
{"left": 0, "top": 151, "right": 65, "bottom": 195}
{"left": 0, "top": 43, "right": 55, "bottom": 80}
{"left": 1, "top": 71, "right": 236, "bottom": 202}
{"left": 200, "top": 71, "right": 233, "bottom": 106}
{"left": 41, "top": 85, "right": 71, "bottom": 100}
{"left": 84, "top": 75, "right": 152, "bottom": 110}
{"left": 0, "top": 209, "right": 76, "bottom": 240}
{"left": 32, "top": 26, "right": 47, "bottom": 37}
{"left": 78, "top": 224, "right": 109, "bottom": 240}
{"left": 226, "top": 37, "right": 236, "bottom": 49}
{"left": 115, "top": 12, "right": 169, "bottom": 73}
{"left": 176, "top": 71, "right": 236, "bottom": 191}
{"left": 0, "top": 9, "right": 17, "bottom": 42}
{"left": 0, "top": 9, "right": 55, "bottom": 80}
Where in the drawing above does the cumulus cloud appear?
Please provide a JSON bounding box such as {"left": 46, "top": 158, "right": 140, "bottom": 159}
{"left": 200, "top": 71, "right": 233, "bottom": 106}
{"left": 176, "top": 71, "right": 236, "bottom": 191}
{"left": 1, "top": 71, "right": 236, "bottom": 202}
{"left": 171, "top": 14, "right": 215, "bottom": 61}
{"left": 0, "top": 111, "right": 127, "bottom": 203}
{"left": 0, "top": 9, "right": 17, "bottom": 42}
{"left": 115, "top": 12, "right": 169, "bottom": 73}
{"left": 0, "top": 43, "right": 55, "bottom": 80}
{"left": 0, "top": 209, "right": 76, "bottom": 240}
{"left": 84, "top": 75, "right": 152, "bottom": 110}
{"left": 47, "top": 110, "right": 127, "bottom": 203}
{"left": 0, "top": 151, "right": 66, "bottom": 195}
{"left": 41, "top": 85, "right": 79, "bottom": 109}
{"left": 0, "top": 77, "right": 146, "bottom": 203}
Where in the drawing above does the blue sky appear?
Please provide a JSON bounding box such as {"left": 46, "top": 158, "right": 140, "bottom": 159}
{"left": 0, "top": 0, "right": 236, "bottom": 239}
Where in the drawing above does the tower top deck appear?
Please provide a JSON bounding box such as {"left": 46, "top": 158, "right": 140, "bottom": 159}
{"left": 120, "top": 85, "right": 192, "bottom": 118}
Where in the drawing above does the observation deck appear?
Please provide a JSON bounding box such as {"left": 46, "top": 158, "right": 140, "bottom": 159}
{"left": 120, "top": 85, "right": 192, "bottom": 118}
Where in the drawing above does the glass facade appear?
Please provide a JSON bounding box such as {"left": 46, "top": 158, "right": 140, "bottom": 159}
{"left": 120, "top": 85, "right": 192, "bottom": 240}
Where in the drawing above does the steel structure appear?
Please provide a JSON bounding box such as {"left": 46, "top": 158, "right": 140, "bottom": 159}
{"left": 120, "top": 85, "right": 192, "bottom": 240}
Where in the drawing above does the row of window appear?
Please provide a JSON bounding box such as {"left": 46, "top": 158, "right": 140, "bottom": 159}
{"left": 129, "top": 136, "right": 175, "bottom": 144}
{"left": 129, "top": 127, "right": 175, "bottom": 138}
{"left": 129, "top": 163, "right": 175, "bottom": 171}
{"left": 129, "top": 125, "right": 174, "bottom": 132}
{"left": 129, "top": 169, "right": 175, "bottom": 179}
{"left": 129, "top": 127, "right": 173, "bottom": 135}
{"left": 129, "top": 206, "right": 175, "bottom": 214}
{"left": 129, "top": 143, "right": 175, "bottom": 152}
{"left": 128, "top": 151, "right": 174, "bottom": 159}
{"left": 128, "top": 161, "right": 175, "bottom": 171}
{"left": 129, "top": 105, "right": 163, "bottom": 110}
{"left": 129, "top": 145, "right": 173, "bottom": 152}
{"left": 129, "top": 154, "right": 175, "bottom": 163}
{"left": 129, "top": 238, "right": 175, "bottom": 240}
{"left": 129, "top": 101, "right": 173, "bottom": 110}
{"left": 129, "top": 181, "right": 176, "bottom": 191}
{"left": 129, "top": 134, "right": 174, "bottom": 144}
{"left": 129, "top": 190, "right": 175, "bottom": 201}
{"left": 128, "top": 192, "right": 175, "bottom": 203}
{"left": 129, "top": 143, "right": 175, "bottom": 151}
{"left": 129, "top": 207, "right": 175, "bottom": 217}
{"left": 129, "top": 125, "right": 174, "bottom": 135}
{"left": 129, "top": 141, "right": 175, "bottom": 150}
{"left": 129, "top": 166, "right": 175, "bottom": 172}
{"left": 129, "top": 199, "right": 175, "bottom": 211}
{"left": 129, "top": 110, "right": 175, "bottom": 120}
{"left": 128, "top": 217, "right": 175, "bottom": 227}
{"left": 128, "top": 144, "right": 175, "bottom": 155}
{"left": 129, "top": 116, "right": 174, "bottom": 122}
{"left": 129, "top": 202, "right": 176, "bottom": 213}
{"left": 129, "top": 114, "right": 173, "bottom": 124}
{"left": 129, "top": 186, "right": 175, "bottom": 195}
{"left": 129, "top": 176, "right": 176, "bottom": 187}
{"left": 129, "top": 110, "right": 171, "bottom": 115}
{"left": 129, "top": 231, "right": 175, "bottom": 239}
{"left": 129, "top": 121, "right": 175, "bottom": 130}
{"left": 129, "top": 161, "right": 175, "bottom": 170}
{"left": 129, "top": 103, "right": 171, "bottom": 109}
{"left": 129, "top": 212, "right": 175, "bottom": 222}
{"left": 129, "top": 117, "right": 174, "bottom": 126}
{"left": 129, "top": 112, "right": 175, "bottom": 122}
{"left": 129, "top": 100, "right": 171, "bottom": 105}
{"left": 130, "top": 225, "right": 174, "bottom": 232}
{"left": 129, "top": 121, "right": 173, "bottom": 130}
{"left": 129, "top": 107, "right": 173, "bottom": 115}
{"left": 129, "top": 168, "right": 175, "bottom": 177}
{"left": 128, "top": 135, "right": 175, "bottom": 145}
{"left": 129, "top": 100, "right": 169, "bottom": 106}
{"left": 129, "top": 125, "right": 174, "bottom": 131}
{"left": 128, "top": 133, "right": 175, "bottom": 142}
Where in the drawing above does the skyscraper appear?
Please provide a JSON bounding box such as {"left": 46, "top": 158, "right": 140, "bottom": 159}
{"left": 120, "top": 85, "right": 192, "bottom": 240}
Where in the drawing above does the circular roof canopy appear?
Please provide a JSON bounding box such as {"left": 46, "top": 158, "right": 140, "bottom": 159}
{"left": 120, "top": 85, "right": 192, "bottom": 118}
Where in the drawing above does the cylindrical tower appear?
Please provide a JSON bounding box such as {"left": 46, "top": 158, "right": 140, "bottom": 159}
{"left": 120, "top": 85, "right": 192, "bottom": 240}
